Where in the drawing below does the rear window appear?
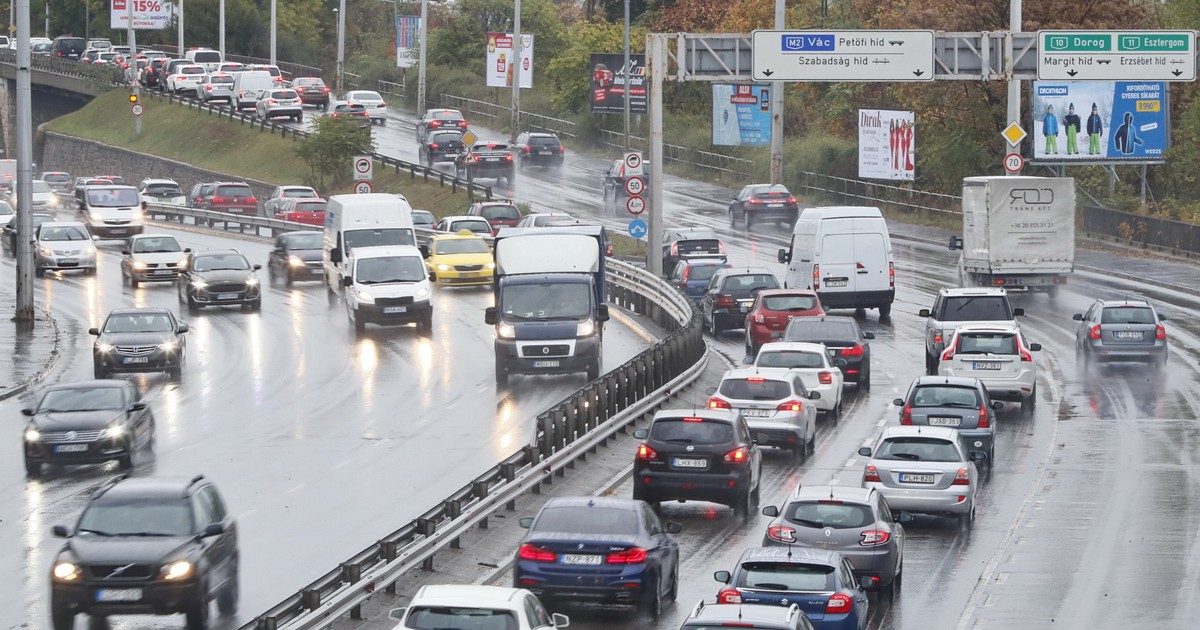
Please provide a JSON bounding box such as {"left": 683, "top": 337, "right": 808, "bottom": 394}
{"left": 763, "top": 295, "right": 817, "bottom": 311}
{"left": 955, "top": 332, "right": 1016, "bottom": 355}
{"left": 786, "top": 501, "right": 874, "bottom": 529}
{"left": 182, "top": 67, "right": 204, "bottom": 75}
{"left": 215, "top": 185, "right": 252, "bottom": 196}
{"left": 751, "top": 184, "right": 790, "bottom": 197}
{"left": 1101, "top": 306, "right": 1155, "bottom": 325}
{"left": 686, "top": 263, "right": 725, "bottom": 282}
{"left": 718, "top": 378, "right": 791, "bottom": 401}
{"left": 434, "top": 110, "right": 463, "bottom": 120}
{"left": 210, "top": 75, "right": 234, "bottom": 84}
{"left": 939, "top": 296, "right": 1012, "bottom": 322}
{"left": 735, "top": 562, "right": 835, "bottom": 591}
{"left": 144, "top": 184, "right": 182, "bottom": 196}
{"left": 719, "top": 274, "right": 778, "bottom": 292}
{"left": 910, "top": 385, "right": 980, "bottom": 408}
{"left": 481, "top": 205, "right": 519, "bottom": 220}
{"left": 876, "top": 437, "right": 961, "bottom": 462}
{"left": 272, "top": 90, "right": 298, "bottom": 99}
{"left": 192, "top": 51, "right": 221, "bottom": 63}
{"left": 529, "top": 135, "right": 561, "bottom": 146}
{"left": 784, "top": 320, "right": 860, "bottom": 343}
{"left": 451, "top": 220, "right": 491, "bottom": 234}
{"left": 43, "top": 173, "right": 70, "bottom": 183}
{"left": 533, "top": 506, "right": 638, "bottom": 536}
{"left": 404, "top": 608, "right": 518, "bottom": 630}
{"left": 650, "top": 418, "right": 734, "bottom": 445}
{"left": 756, "top": 350, "right": 824, "bottom": 369}
{"left": 294, "top": 201, "right": 327, "bottom": 212}
{"left": 430, "top": 132, "right": 463, "bottom": 143}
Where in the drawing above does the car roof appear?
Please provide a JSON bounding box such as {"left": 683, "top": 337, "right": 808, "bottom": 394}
{"left": 688, "top": 602, "right": 801, "bottom": 624}
{"left": 681, "top": 257, "right": 728, "bottom": 266}
{"left": 721, "top": 367, "right": 797, "bottom": 382}
{"left": 140, "top": 179, "right": 179, "bottom": 186}
{"left": 653, "top": 408, "right": 738, "bottom": 423}
{"left": 938, "top": 287, "right": 1008, "bottom": 297}
{"left": 106, "top": 306, "right": 174, "bottom": 316}
{"left": 38, "top": 221, "right": 86, "bottom": 228}
{"left": 758, "top": 341, "right": 828, "bottom": 355}
{"left": 757, "top": 288, "right": 817, "bottom": 297}
{"left": 95, "top": 477, "right": 199, "bottom": 502}
{"left": 909, "top": 375, "right": 982, "bottom": 388}
{"left": 791, "top": 484, "right": 873, "bottom": 503}
{"left": 44, "top": 379, "right": 127, "bottom": 392}
{"left": 411, "top": 584, "right": 525, "bottom": 608}
{"left": 950, "top": 323, "right": 1020, "bottom": 334}
{"left": 543, "top": 496, "right": 641, "bottom": 511}
{"left": 666, "top": 227, "right": 718, "bottom": 239}
{"left": 789, "top": 315, "right": 858, "bottom": 326}
{"left": 738, "top": 545, "right": 843, "bottom": 566}
{"left": 1098, "top": 299, "right": 1152, "bottom": 308}
{"left": 350, "top": 244, "right": 422, "bottom": 259}
{"left": 192, "top": 249, "right": 243, "bottom": 257}
{"left": 879, "top": 425, "right": 962, "bottom": 441}
{"left": 478, "top": 200, "right": 518, "bottom": 207}
{"left": 442, "top": 215, "right": 489, "bottom": 222}
{"left": 717, "top": 267, "right": 775, "bottom": 276}
{"left": 431, "top": 232, "right": 486, "bottom": 242}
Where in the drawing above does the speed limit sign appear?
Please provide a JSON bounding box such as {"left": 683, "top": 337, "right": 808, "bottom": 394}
{"left": 1003, "top": 152, "right": 1024, "bottom": 174}
{"left": 624, "top": 176, "right": 645, "bottom": 197}
{"left": 354, "top": 181, "right": 373, "bottom": 194}
{"left": 353, "top": 156, "right": 373, "bottom": 181}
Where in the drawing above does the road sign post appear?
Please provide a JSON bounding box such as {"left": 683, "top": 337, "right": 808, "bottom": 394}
{"left": 1038, "top": 31, "right": 1196, "bottom": 81}
{"left": 751, "top": 30, "right": 935, "bottom": 82}
{"left": 353, "top": 156, "right": 373, "bottom": 181}
{"left": 623, "top": 151, "right": 643, "bottom": 176}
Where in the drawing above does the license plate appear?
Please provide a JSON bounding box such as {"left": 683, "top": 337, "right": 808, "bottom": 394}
{"left": 740, "top": 409, "right": 772, "bottom": 417}
{"left": 533, "top": 360, "right": 561, "bottom": 368}
{"left": 216, "top": 292, "right": 238, "bottom": 300}
{"left": 538, "top": 150, "right": 553, "bottom": 155}
{"left": 672, "top": 457, "right": 708, "bottom": 468}
{"left": 561, "top": 554, "right": 602, "bottom": 566}
{"left": 55, "top": 444, "right": 89, "bottom": 453}
{"left": 59, "top": 259, "right": 77, "bottom": 265}
{"left": 95, "top": 588, "right": 142, "bottom": 602}
{"left": 824, "top": 278, "right": 848, "bottom": 287}
{"left": 1114, "top": 331, "right": 1142, "bottom": 339}
{"left": 972, "top": 361, "right": 1002, "bottom": 370}
{"left": 768, "top": 203, "right": 783, "bottom": 207}
{"left": 383, "top": 306, "right": 407, "bottom": 314}
{"left": 485, "top": 157, "right": 500, "bottom": 162}
{"left": 123, "top": 356, "right": 149, "bottom": 364}
{"left": 152, "top": 270, "right": 173, "bottom": 275}
{"left": 899, "top": 473, "right": 935, "bottom": 484}
{"left": 928, "top": 416, "right": 961, "bottom": 427}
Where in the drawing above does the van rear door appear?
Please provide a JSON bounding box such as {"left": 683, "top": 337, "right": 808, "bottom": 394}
{"left": 852, "top": 218, "right": 890, "bottom": 292}
{"left": 817, "top": 232, "right": 857, "bottom": 294}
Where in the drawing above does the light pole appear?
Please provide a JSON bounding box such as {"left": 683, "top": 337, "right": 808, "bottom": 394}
{"left": 218, "top": 0, "right": 224, "bottom": 57}
{"left": 622, "top": 0, "right": 630, "bottom": 150}
{"left": 176, "top": 0, "right": 183, "bottom": 54}
{"left": 509, "top": 0, "right": 521, "bottom": 143}
{"left": 417, "top": 0, "right": 427, "bottom": 115}
{"left": 334, "top": 3, "right": 345, "bottom": 95}
{"left": 128, "top": 0, "right": 140, "bottom": 135}
{"left": 43, "top": 0, "right": 47, "bottom": 37}
{"left": 269, "top": 0, "right": 276, "bottom": 65}
{"left": 768, "top": 0, "right": 784, "bottom": 184}
{"left": 13, "top": 0, "right": 33, "bottom": 323}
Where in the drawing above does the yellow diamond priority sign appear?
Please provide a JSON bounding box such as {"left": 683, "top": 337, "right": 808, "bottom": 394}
{"left": 1002, "top": 122, "right": 1027, "bottom": 147}
{"left": 461, "top": 130, "right": 478, "bottom": 146}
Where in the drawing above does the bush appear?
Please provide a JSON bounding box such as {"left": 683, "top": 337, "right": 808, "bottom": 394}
{"left": 295, "top": 117, "right": 375, "bottom": 193}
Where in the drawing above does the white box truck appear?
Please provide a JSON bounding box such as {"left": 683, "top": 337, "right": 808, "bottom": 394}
{"left": 949, "top": 176, "right": 1075, "bottom": 298}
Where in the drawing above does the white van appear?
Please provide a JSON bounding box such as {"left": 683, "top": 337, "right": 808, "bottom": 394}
{"left": 777, "top": 206, "right": 894, "bottom": 317}
{"left": 184, "top": 48, "right": 223, "bottom": 72}
{"left": 323, "top": 193, "right": 416, "bottom": 293}
{"left": 342, "top": 245, "right": 432, "bottom": 334}
{"left": 232, "top": 70, "right": 275, "bottom": 110}
{"left": 79, "top": 185, "right": 144, "bottom": 239}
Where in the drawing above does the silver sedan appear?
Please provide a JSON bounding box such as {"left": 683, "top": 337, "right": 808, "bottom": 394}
{"left": 859, "top": 426, "right": 984, "bottom": 528}
{"left": 708, "top": 366, "right": 819, "bottom": 458}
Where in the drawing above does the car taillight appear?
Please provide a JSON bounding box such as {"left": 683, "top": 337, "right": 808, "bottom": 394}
{"left": 767, "top": 525, "right": 796, "bottom": 543}
{"left": 1018, "top": 343, "right": 1033, "bottom": 362}
{"left": 723, "top": 446, "right": 749, "bottom": 464}
{"left": 1156, "top": 324, "right": 1167, "bottom": 340}
{"left": 636, "top": 443, "right": 658, "bottom": 460}
{"left": 900, "top": 404, "right": 912, "bottom": 425}
{"left": 670, "top": 242, "right": 678, "bottom": 255}
{"left": 752, "top": 314, "right": 765, "bottom": 324}
{"left": 211, "top": 196, "right": 226, "bottom": 204}
{"left": 826, "top": 593, "right": 853, "bottom": 615}
{"left": 205, "top": 85, "right": 213, "bottom": 91}
{"left": 838, "top": 344, "right": 864, "bottom": 358}
{"left": 812, "top": 264, "right": 819, "bottom": 288}
{"left": 518, "top": 544, "right": 557, "bottom": 563}
{"left": 786, "top": 196, "right": 797, "bottom": 203}
{"left": 458, "top": 120, "right": 468, "bottom": 128}
{"left": 522, "top": 146, "right": 532, "bottom": 153}
{"left": 889, "top": 261, "right": 895, "bottom": 288}
{"left": 321, "top": 87, "right": 330, "bottom": 93}
{"left": 714, "top": 295, "right": 735, "bottom": 308}
{"left": 952, "top": 467, "right": 970, "bottom": 485}
{"left": 707, "top": 397, "right": 731, "bottom": 410}
{"left": 818, "top": 371, "right": 833, "bottom": 385}
{"left": 860, "top": 530, "right": 890, "bottom": 546}
{"left": 680, "top": 267, "right": 690, "bottom": 283}
{"left": 429, "top": 143, "right": 439, "bottom": 150}
{"left": 268, "top": 99, "right": 278, "bottom": 105}
{"left": 863, "top": 464, "right": 881, "bottom": 483}
{"left": 1088, "top": 324, "right": 1102, "bottom": 340}
{"left": 605, "top": 547, "right": 647, "bottom": 564}
{"left": 933, "top": 333, "right": 943, "bottom": 344}
{"left": 504, "top": 154, "right": 513, "bottom": 162}
{"left": 776, "top": 399, "right": 804, "bottom": 412}
{"left": 717, "top": 588, "right": 742, "bottom": 604}
{"left": 748, "top": 198, "right": 762, "bottom": 204}
{"left": 429, "top": 120, "right": 442, "bottom": 127}
{"left": 977, "top": 404, "right": 989, "bottom": 429}
{"left": 558, "top": 146, "right": 566, "bottom": 154}
{"left": 246, "top": 196, "right": 257, "bottom": 204}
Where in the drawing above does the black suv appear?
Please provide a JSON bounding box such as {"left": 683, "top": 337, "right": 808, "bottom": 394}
{"left": 514, "top": 131, "right": 565, "bottom": 169}
{"left": 701, "top": 267, "right": 779, "bottom": 336}
{"left": 418, "top": 129, "right": 466, "bottom": 166}
{"left": 783, "top": 316, "right": 875, "bottom": 389}
{"left": 91, "top": 307, "right": 189, "bottom": 380}
{"left": 49, "top": 475, "right": 239, "bottom": 629}
{"left": 632, "top": 409, "right": 762, "bottom": 516}
{"left": 22, "top": 380, "right": 154, "bottom": 477}
{"left": 52, "top": 36, "right": 86, "bottom": 60}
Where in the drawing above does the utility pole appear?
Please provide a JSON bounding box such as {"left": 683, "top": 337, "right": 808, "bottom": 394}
{"left": 335, "top": 2, "right": 345, "bottom": 94}
{"left": 84, "top": 1, "right": 88, "bottom": 40}
{"left": 646, "top": 34, "right": 664, "bottom": 275}
{"left": 1004, "top": 0, "right": 1021, "bottom": 172}
{"left": 128, "top": 0, "right": 139, "bottom": 135}
{"left": 176, "top": 0, "right": 182, "bottom": 54}
{"left": 509, "top": 0, "right": 521, "bottom": 143}
{"left": 14, "top": 0, "right": 34, "bottom": 323}
{"left": 622, "top": 0, "right": 630, "bottom": 150}
{"left": 417, "top": 0, "right": 427, "bottom": 114}
{"left": 269, "top": 0, "right": 276, "bottom": 65}
{"left": 768, "top": 0, "right": 784, "bottom": 184}
{"left": 218, "top": 0, "right": 224, "bottom": 57}
{"left": 42, "top": 0, "right": 47, "bottom": 37}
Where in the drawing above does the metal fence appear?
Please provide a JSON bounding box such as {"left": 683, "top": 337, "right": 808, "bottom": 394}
{"left": 792, "top": 170, "right": 963, "bottom": 216}
{"left": 146, "top": 45, "right": 323, "bottom": 81}
{"left": 0, "top": 48, "right": 118, "bottom": 84}
{"left": 1081, "top": 205, "right": 1200, "bottom": 256}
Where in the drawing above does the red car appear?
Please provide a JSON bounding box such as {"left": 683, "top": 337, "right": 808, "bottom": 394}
{"left": 273, "top": 197, "right": 327, "bottom": 226}
{"left": 744, "top": 289, "right": 825, "bottom": 357}
{"left": 201, "top": 181, "right": 258, "bottom": 216}
{"left": 466, "top": 200, "right": 521, "bottom": 232}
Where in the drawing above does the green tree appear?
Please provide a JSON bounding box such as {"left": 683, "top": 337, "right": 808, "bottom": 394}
{"left": 426, "top": 0, "right": 565, "bottom": 75}
{"left": 295, "top": 116, "right": 375, "bottom": 192}
{"left": 544, "top": 20, "right": 643, "bottom": 113}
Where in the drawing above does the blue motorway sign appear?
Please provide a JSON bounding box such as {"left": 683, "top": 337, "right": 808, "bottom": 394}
{"left": 628, "top": 218, "right": 648, "bottom": 239}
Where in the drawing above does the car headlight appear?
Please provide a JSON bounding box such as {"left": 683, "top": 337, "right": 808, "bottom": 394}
{"left": 576, "top": 319, "right": 595, "bottom": 336}
{"left": 415, "top": 286, "right": 431, "bottom": 300}
{"left": 435, "top": 263, "right": 451, "bottom": 272}
{"left": 89, "top": 211, "right": 102, "bottom": 221}
{"left": 39, "top": 247, "right": 53, "bottom": 257}
{"left": 96, "top": 342, "right": 114, "bottom": 353}
{"left": 102, "top": 423, "right": 126, "bottom": 439}
{"left": 485, "top": 262, "right": 496, "bottom": 269}
{"left": 158, "top": 340, "right": 179, "bottom": 352}
{"left": 496, "top": 322, "right": 516, "bottom": 339}
{"left": 246, "top": 277, "right": 260, "bottom": 286}
{"left": 354, "top": 288, "right": 375, "bottom": 303}
{"left": 24, "top": 426, "right": 40, "bottom": 442}
{"left": 191, "top": 279, "right": 208, "bottom": 289}
{"left": 53, "top": 562, "right": 81, "bottom": 582}
{"left": 132, "top": 260, "right": 148, "bottom": 270}
{"left": 83, "top": 244, "right": 96, "bottom": 255}
{"left": 288, "top": 255, "right": 305, "bottom": 267}
{"left": 160, "top": 560, "right": 193, "bottom": 581}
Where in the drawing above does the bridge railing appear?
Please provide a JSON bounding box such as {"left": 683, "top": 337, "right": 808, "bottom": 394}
{"left": 0, "top": 49, "right": 121, "bottom": 84}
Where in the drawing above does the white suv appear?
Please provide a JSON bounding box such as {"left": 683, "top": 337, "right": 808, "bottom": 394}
{"left": 937, "top": 323, "right": 1041, "bottom": 415}
{"left": 389, "top": 585, "right": 568, "bottom": 629}
{"left": 920, "top": 287, "right": 1023, "bottom": 374}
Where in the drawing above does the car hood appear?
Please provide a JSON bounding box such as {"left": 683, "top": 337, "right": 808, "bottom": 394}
{"left": 132, "top": 252, "right": 187, "bottom": 265}
{"left": 34, "top": 410, "right": 124, "bottom": 431}
{"left": 431, "top": 253, "right": 492, "bottom": 267}
{"left": 100, "top": 331, "right": 174, "bottom": 346}
{"left": 64, "top": 536, "right": 195, "bottom": 565}
{"left": 290, "top": 249, "right": 322, "bottom": 263}
{"left": 195, "top": 269, "right": 255, "bottom": 283}
{"left": 41, "top": 242, "right": 92, "bottom": 254}
{"left": 357, "top": 281, "right": 424, "bottom": 299}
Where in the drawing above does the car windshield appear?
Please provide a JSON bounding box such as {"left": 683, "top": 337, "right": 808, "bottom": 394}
{"left": 32, "top": 181, "right": 50, "bottom": 194}
{"left": 533, "top": 506, "right": 638, "bottom": 536}
{"left": 763, "top": 295, "right": 817, "bottom": 311}
{"left": 192, "top": 254, "right": 249, "bottom": 271}
{"left": 720, "top": 274, "right": 778, "bottom": 292}
{"left": 529, "top": 135, "right": 561, "bottom": 147}
{"left": 132, "top": 237, "right": 181, "bottom": 253}
{"left": 350, "top": 91, "right": 382, "bottom": 101}
{"left": 87, "top": 188, "right": 139, "bottom": 207}
{"left": 650, "top": 418, "right": 733, "bottom": 445}
{"left": 76, "top": 499, "right": 194, "bottom": 537}
{"left": 718, "top": 378, "right": 791, "bottom": 401}
{"left": 144, "top": 184, "right": 183, "bottom": 196}
{"left": 430, "top": 132, "right": 463, "bottom": 143}
{"left": 784, "top": 320, "right": 860, "bottom": 344}
{"left": 284, "top": 233, "right": 323, "bottom": 250}
{"left": 501, "top": 283, "right": 590, "bottom": 320}
{"left": 451, "top": 221, "right": 491, "bottom": 234}
{"left": 911, "top": 385, "right": 980, "bottom": 408}
{"left": 40, "top": 226, "right": 90, "bottom": 241}
{"left": 735, "top": 562, "right": 835, "bottom": 592}
{"left": 786, "top": 501, "right": 874, "bottom": 529}
{"left": 876, "top": 437, "right": 962, "bottom": 462}
{"left": 940, "top": 296, "right": 1011, "bottom": 322}
{"left": 0, "top": 201, "right": 12, "bottom": 215}
{"left": 481, "top": 205, "right": 519, "bottom": 220}
{"left": 412, "top": 211, "right": 434, "bottom": 226}
{"left": 955, "top": 332, "right": 1017, "bottom": 355}
{"left": 434, "top": 238, "right": 489, "bottom": 255}
{"left": 756, "top": 350, "right": 825, "bottom": 369}
{"left": 1101, "top": 306, "right": 1156, "bottom": 325}
{"left": 38, "top": 387, "right": 124, "bottom": 412}
{"left": 216, "top": 185, "right": 252, "bottom": 197}
{"left": 344, "top": 228, "right": 415, "bottom": 251}
{"left": 356, "top": 256, "right": 425, "bottom": 284}
{"left": 104, "top": 313, "right": 174, "bottom": 333}
{"left": 404, "top": 607, "right": 518, "bottom": 630}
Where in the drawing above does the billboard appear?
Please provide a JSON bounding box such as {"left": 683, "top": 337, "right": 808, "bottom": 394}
{"left": 395, "top": 16, "right": 420, "bottom": 68}
{"left": 711, "top": 84, "right": 772, "bottom": 147}
{"left": 485, "top": 32, "right": 533, "bottom": 89}
{"left": 110, "top": 0, "right": 171, "bottom": 29}
{"left": 589, "top": 53, "right": 647, "bottom": 114}
{"left": 857, "top": 109, "right": 915, "bottom": 181}
{"left": 1031, "top": 81, "right": 1169, "bottom": 162}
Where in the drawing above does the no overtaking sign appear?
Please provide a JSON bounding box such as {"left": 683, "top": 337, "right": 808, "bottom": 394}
{"left": 353, "top": 156, "right": 373, "bottom": 181}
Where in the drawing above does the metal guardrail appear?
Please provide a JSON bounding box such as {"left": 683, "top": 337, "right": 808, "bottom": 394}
{"left": 146, "top": 44, "right": 323, "bottom": 81}
{"left": 229, "top": 258, "right": 705, "bottom": 629}
{"left": 1081, "top": 204, "right": 1200, "bottom": 256}
{"left": 143, "top": 89, "right": 493, "bottom": 202}
{"left": 0, "top": 48, "right": 119, "bottom": 83}
{"left": 793, "top": 170, "right": 963, "bottom": 216}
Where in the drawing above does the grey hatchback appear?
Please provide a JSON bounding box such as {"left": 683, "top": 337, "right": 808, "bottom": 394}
{"left": 761, "top": 485, "right": 905, "bottom": 600}
{"left": 892, "top": 376, "right": 1002, "bottom": 464}
{"left": 1073, "top": 299, "right": 1168, "bottom": 368}
{"left": 680, "top": 601, "right": 812, "bottom": 629}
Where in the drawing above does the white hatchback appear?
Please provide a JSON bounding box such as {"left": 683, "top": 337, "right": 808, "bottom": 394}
{"left": 753, "top": 341, "right": 844, "bottom": 418}
{"left": 390, "top": 584, "right": 567, "bottom": 629}
{"left": 937, "top": 323, "right": 1040, "bottom": 415}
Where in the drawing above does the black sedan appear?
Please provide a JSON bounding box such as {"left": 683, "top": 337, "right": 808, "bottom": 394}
{"left": 418, "top": 130, "right": 465, "bottom": 166}
{"left": 728, "top": 184, "right": 799, "bottom": 230}
{"left": 177, "top": 249, "right": 262, "bottom": 312}
{"left": 22, "top": 380, "right": 155, "bottom": 476}
{"left": 267, "top": 230, "right": 324, "bottom": 285}
{"left": 91, "top": 308, "right": 188, "bottom": 380}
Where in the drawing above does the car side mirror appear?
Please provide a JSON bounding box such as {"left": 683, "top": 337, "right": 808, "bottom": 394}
{"left": 857, "top": 446, "right": 872, "bottom": 457}
{"left": 991, "top": 401, "right": 1004, "bottom": 410}
{"left": 761, "top": 505, "right": 779, "bottom": 517}
{"left": 52, "top": 525, "right": 69, "bottom": 538}
{"left": 330, "top": 247, "right": 342, "bottom": 263}
{"left": 918, "top": 308, "right": 931, "bottom": 318}
{"left": 833, "top": 358, "right": 848, "bottom": 369}
{"left": 633, "top": 428, "right": 648, "bottom": 440}
{"left": 388, "top": 608, "right": 407, "bottom": 621}
{"left": 22, "top": 407, "right": 34, "bottom": 416}
{"left": 1028, "top": 342, "right": 1041, "bottom": 351}
{"left": 176, "top": 324, "right": 189, "bottom": 334}
{"left": 184, "top": 248, "right": 192, "bottom": 253}
{"left": 597, "top": 305, "right": 610, "bottom": 323}
{"left": 202, "top": 522, "right": 225, "bottom": 537}
{"left": 897, "top": 511, "right": 914, "bottom": 524}
{"left": 551, "top": 612, "right": 570, "bottom": 628}
{"left": 948, "top": 236, "right": 963, "bottom": 250}
{"left": 518, "top": 517, "right": 534, "bottom": 529}
{"left": 1013, "top": 308, "right": 1025, "bottom": 317}
{"left": 666, "top": 522, "right": 683, "bottom": 535}
{"left": 1071, "top": 313, "right": 1083, "bottom": 321}
{"left": 969, "top": 451, "right": 988, "bottom": 462}
{"left": 807, "top": 391, "right": 821, "bottom": 400}
{"left": 863, "top": 332, "right": 875, "bottom": 340}
{"left": 252, "top": 264, "right": 262, "bottom": 271}
{"left": 130, "top": 402, "right": 147, "bottom": 411}
{"left": 121, "top": 250, "right": 130, "bottom": 255}
{"left": 1158, "top": 314, "right": 1167, "bottom": 321}
{"left": 88, "top": 327, "right": 100, "bottom": 336}
{"left": 419, "top": 245, "right": 429, "bottom": 258}
{"left": 705, "top": 386, "right": 717, "bottom": 396}
{"left": 342, "top": 276, "right": 354, "bottom": 287}
{"left": 777, "top": 248, "right": 790, "bottom": 264}
{"left": 714, "top": 570, "right": 731, "bottom": 584}
{"left": 893, "top": 398, "right": 905, "bottom": 407}
{"left": 484, "top": 306, "right": 497, "bottom": 326}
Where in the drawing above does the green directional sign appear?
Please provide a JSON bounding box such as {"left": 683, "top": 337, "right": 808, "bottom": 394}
{"left": 1038, "top": 30, "right": 1196, "bottom": 81}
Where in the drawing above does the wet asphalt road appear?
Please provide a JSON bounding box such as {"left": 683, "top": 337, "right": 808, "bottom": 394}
{"left": 0, "top": 216, "right": 653, "bottom": 629}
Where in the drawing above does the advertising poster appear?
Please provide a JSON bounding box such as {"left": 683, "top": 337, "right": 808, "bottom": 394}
{"left": 711, "top": 84, "right": 772, "bottom": 147}
{"left": 110, "top": 0, "right": 171, "bottom": 29}
{"left": 395, "top": 16, "right": 420, "bottom": 68}
{"left": 1031, "top": 81, "right": 1169, "bottom": 162}
{"left": 589, "top": 53, "right": 647, "bottom": 114}
{"left": 485, "top": 32, "right": 533, "bottom": 89}
{"left": 857, "top": 109, "right": 915, "bottom": 181}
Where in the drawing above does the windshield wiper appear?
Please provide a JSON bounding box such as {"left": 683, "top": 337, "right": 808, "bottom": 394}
{"left": 789, "top": 518, "right": 824, "bottom": 528}
{"left": 889, "top": 453, "right": 921, "bottom": 460}
{"left": 117, "top": 532, "right": 174, "bottom": 537}
{"left": 77, "top": 528, "right": 113, "bottom": 536}
{"left": 748, "top": 582, "right": 793, "bottom": 591}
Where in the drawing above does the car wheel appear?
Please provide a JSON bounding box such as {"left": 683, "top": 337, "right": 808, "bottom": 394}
{"left": 883, "top": 574, "right": 897, "bottom": 602}
{"left": 586, "top": 359, "right": 601, "bottom": 381}
{"left": 93, "top": 361, "right": 107, "bottom": 380}
{"left": 711, "top": 316, "right": 725, "bottom": 337}
{"left": 116, "top": 450, "right": 133, "bottom": 471}
{"left": 925, "top": 353, "right": 938, "bottom": 375}
{"left": 217, "top": 568, "right": 239, "bottom": 615}
{"left": 1047, "top": 285, "right": 1060, "bottom": 301}
{"left": 24, "top": 457, "right": 40, "bottom": 478}
{"left": 860, "top": 368, "right": 871, "bottom": 391}
{"left": 1021, "top": 390, "right": 1035, "bottom": 416}
{"left": 50, "top": 605, "right": 73, "bottom": 630}
{"left": 807, "top": 430, "right": 816, "bottom": 455}
{"left": 958, "top": 503, "right": 975, "bottom": 530}
{"left": 186, "top": 294, "right": 200, "bottom": 314}
{"left": 353, "top": 313, "right": 366, "bottom": 334}
{"left": 130, "top": 274, "right": 139, "bottom": 288}
{"left": 734, "top": 488, "right": 753, "bottom": 518}
{"left": 729, "top": 210, "right": 737, "bottom": 227}
{"left": 185, "top": 597, "right": 209, "bottom": 630}
{"left": 745, "top": 337, "right": 755, "bottom": 360}
{"left": 640, "top": 575, "right": 663, "bottom": 619}
{"left": 878, "top": 303, "right": 892, "bottom": 318}
{"left": 169, "top": 364, "right": 183, "bottom": 380}
{"left": 494, "top": 356, "right": 509, "bottom": 387}
{"left": 418, "top": 314, "right": 433, "bottom": 337}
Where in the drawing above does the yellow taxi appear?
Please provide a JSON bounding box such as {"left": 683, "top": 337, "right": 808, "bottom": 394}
{"left": 425, "top": 230, "right": 495, "bottom": 286}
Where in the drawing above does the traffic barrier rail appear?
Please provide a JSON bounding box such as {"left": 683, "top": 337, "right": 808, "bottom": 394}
{"left": 1081, "top": 204, "right": 1200, "bottom": 256}
{"left": 0, "top": 48, "right": 121, "bottom": 83}
{"left": 233, "top": 252, "right": 706, "bottom": 629}
{"left": 146, "top": 44, "right": 323, "bottom": 81}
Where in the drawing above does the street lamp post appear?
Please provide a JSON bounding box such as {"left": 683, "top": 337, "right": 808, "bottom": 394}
{"left": 417, "top": 0, "right": 427, "bottom": 115}
{"left": 334, "top": 3, "right": 345, "bottom": 95}
{"left": 13, "top": 0, "right": 33, "bottom": 323}
{"left": 509, "top": 0, "right": 521, "bottom": 143}
{"left": 622, "top": 0, "right": 630, "bottom": 150}
{"left": 176, "top": 0, "right": 183, "bottom": 54}
{"left": 269, "top": 0, "right": 276, "bottom": 65}
{"left": 218, "top": 0, "right": 225, "bottom": 57}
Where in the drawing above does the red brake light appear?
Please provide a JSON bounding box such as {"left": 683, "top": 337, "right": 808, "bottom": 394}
{"left": 952, "top": 467, "right": 971, "bottom": 485}
{"left": 205, "top": 85, "right": 213, "bottom": 91}
{"left": 860, "top": 530, "right": 890, "bottom": 546}
{"left": 838, "top": 344, "right": 864, "bottom": 358}
{"left": 933, "top": 333, "right": 943, "bottom": 345}
{"left": 707, "top": 397, "right": 731, "bottom": 410}
{"left": 826, "top": 593, "right": 853, "bottom": 614}
{"left": 889, "top": 261, "right": 895, "bottom": 288}
{"left": 748, "top": 198, "right": 761, "bottom": 204}
{"left": 717, "top": 588, "right": 742, "bottom": 604}
{"left": 977, "top": 404, "right": 989, "bottom": 429}
{"left": 680, "top": 266, "right": 690, "bottom": 282}
{"left": 210, "top": 196, "right": 226, "bottom": 204}
{"left": 752, "top": 314, "right": 765, "bottom": 324}
{"left": 812, "top": 264, "right": 820, "bottom": 288}
{"left": 864, "top": 464, "right": 881, "bottom": 483}
{"left": 522, "top": 146, "right": 532, "bottom": 154}
{"left": 776, "top": 399, "right": 803, "bottom": 412}
{"left": 723, "top": 446, "right": 749, "bottom": 464}
{"left": 458, "top": 120, "right": 468, "bottom": 128}
{"left": 429, "top": 143, "right": 439, "bottom": 150}
{"left": 322, "top": 87, "right": 330, "bottom": 93}
{"left": 1088, "top": 324, "right": 1102, "bottom": 340}
{"left": 503, "top": 154, "right": 513, "bottom": 162}
{"left": 559, "top": 146, "right": 566, "bottom": 154}
{"left": 746, "top": 376, "right": 765, "bottom": 382}
{"left": 714, "top": 295, "right": 735, "bottom": 308}
{"left": 518, "top": 543, "right": 557, "bottom": 563}
{"left": 818, "top": 371, "right": 834, "bottom": 385}
{"left": 246, "top": 196, "right": 257, "bottom": 204}
{"left": 1156, "top": 324, "right": 1167, "bottom": 340}
{"left": 767, "top": 525, "right": 796, "bottom": 543}
{"left": 636, "top": 443, "right": 658, "bottom": 460}
{"left": 682, "top": 417, "right": 705, "bottom": 422}
{"left": 429, "top": 120, "right": 442, "bottom": 128}
{"left": 941, "top": 336, "right": 959, "bottom": 361}
{"left": 1018, "top": 340, "right": 1033, "bottom": 362}
{"left": 900, "top": 404, "right": 913, "bottom": 425}
{"left": 605, "top": 547, "right": 647, "bottom": 564}
{"left": 786, "top": 196, "right": 797, "bottom": 203}
{"left": 670, "top": 242, "right": 679, "bottom": 255}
